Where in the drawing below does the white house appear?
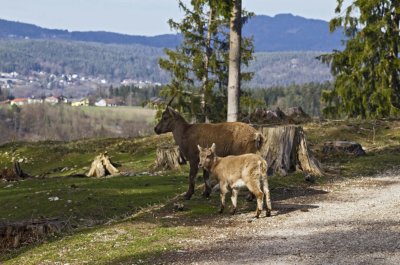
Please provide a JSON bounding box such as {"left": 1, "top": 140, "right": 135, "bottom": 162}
{"left": 95, "top": 99, "right": 107, "bottom": 107}
{"left": 45, "top": 96, "right": 59, "bottom": 105}
{"left": 28, "top": 97, "right": 43, "bottom": 104}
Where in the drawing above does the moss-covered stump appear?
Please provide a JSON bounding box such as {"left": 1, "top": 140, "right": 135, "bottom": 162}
{"left": 155, "top": 146, "right": 182, "bottom": 170}
{"left": 0, "top": 162, "right": 31, "bottom": 181}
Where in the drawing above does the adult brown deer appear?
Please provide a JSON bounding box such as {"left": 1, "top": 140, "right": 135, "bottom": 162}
{"left": 154, "top": 106, "right": 264, "bottom": 200}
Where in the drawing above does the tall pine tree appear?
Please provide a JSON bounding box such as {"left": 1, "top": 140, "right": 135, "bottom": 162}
{"left": 320, "top": 0, "right": 400, "bottom": 118}
{"left": 159, "top": 0, "right": 253, "bottom": 122}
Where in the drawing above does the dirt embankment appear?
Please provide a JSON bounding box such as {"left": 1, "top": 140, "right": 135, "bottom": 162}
{"left": 155, "top": 171, "right": 400, "bottom": 264}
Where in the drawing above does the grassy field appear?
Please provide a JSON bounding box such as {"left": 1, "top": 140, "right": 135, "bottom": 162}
{"left": 0, "top": 105, "right": 157, "bottom": 144}
{"left": 79, "top": 106, "right": 156, "bottom": 124}
{"left": 1, "top": 119, "right": 400, "bottom": 264}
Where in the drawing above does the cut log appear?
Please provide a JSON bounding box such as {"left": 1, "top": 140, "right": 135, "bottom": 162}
{"left": 155, "top": 145, "right": 184, "bottom": 170}
{"left": 87, "top": 152, "right": 119, "bottom": 177}
{"left": 323, "top": 141, "right": 366, "bottom": 156}
{"left": 0, "top": 162, "right": 31, "bottom": 181}
{"left": 258, "top": 125, "right": 323, "bottom": 176}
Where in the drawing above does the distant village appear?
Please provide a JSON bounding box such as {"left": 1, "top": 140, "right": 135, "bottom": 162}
{"left": 0, "top": 71, "right": 163, "bottom": 107}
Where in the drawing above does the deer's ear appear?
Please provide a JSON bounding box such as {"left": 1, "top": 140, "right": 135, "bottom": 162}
{"left": 210, "top": 143, "right": 216, "bottom": 153}
{"left": 167, "top": 106, "right": 177, "bottom": 117}
{"left": 197, "top": 144, "right": 202, "bottom": 152}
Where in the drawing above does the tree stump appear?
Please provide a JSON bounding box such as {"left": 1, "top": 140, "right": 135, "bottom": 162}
{"left": 0, "top": 219, "right": 65, "bottom": 249}
{"left": 323, "top": 141, "right": 366, "bottom": 156}
{"left": 0, "top": 162, "right": 31, "bottom": 181}
{"left": 87, "top": 152, "right": 119, "bottom": 177}
{"left": 155, "top": 146, "right": 184, "bottom": 170}
{"left": 258, "top": 125, "right": 323, "bottom": 176}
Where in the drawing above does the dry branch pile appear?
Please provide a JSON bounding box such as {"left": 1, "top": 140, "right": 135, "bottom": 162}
{"left": 244, "top": 107, "right": 311, "bottom": 125}
{"left": 87, "top": 152, "right": 119, "bottom": 177}
{"left": 258, "top": 125, "right": 323, "bottom": 176}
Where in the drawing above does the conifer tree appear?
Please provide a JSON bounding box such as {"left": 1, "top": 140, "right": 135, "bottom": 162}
{"left": 320, "top": 0, "right": 400, "bottom": 118}
{"left": 159, "top": 0, "right": 253, "bottom": 122}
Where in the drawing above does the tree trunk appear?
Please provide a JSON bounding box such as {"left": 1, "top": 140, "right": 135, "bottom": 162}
{"left": 227, "top": 0, "right": 242, "bottom": 122}
{"left": 258, "top": 125, "right": 323, "bottom": 176}
{"left": 155, "top": 146, "right": 184, "bottom": 170}
{"left": 390, "top": 3, "right": 400, "bottom": 108}
{"left": 200, "top": 3, "right": 214, "bottom": 123}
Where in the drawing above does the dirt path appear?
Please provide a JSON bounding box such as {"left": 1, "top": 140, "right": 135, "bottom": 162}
{"left": 155, "top": 171, "right": 400, "bottom": 264}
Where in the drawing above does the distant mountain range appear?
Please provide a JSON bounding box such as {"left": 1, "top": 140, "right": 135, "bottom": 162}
{"left": 0, "top": 14, "right": 343, "bottom": 52}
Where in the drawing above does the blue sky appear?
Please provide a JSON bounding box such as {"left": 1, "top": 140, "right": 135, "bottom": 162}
{"left": 0, "top": 0, "right": 346, "bottom": 36}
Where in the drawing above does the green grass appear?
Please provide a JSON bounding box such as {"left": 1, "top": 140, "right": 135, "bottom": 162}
{"left": 2, "top": 119, "right": 400, "bottom": 264}
{"left": 0, "top": 134, "right": 172, "bottom": 176}
{"left": 304, "top": 119, "right": 400, "bottom": 177}
{"left": 0, "top": 173, "right": 187, "bottom": 224}
{"left": 3, "top": 222, "right": 190, "bottom": 265}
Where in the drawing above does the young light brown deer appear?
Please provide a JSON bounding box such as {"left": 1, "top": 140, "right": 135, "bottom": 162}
{"left": 198, "top": 143, "right": 272, "bottom": 218}
{"left": 154, "top": 106, "right": 264, "bottom": 200}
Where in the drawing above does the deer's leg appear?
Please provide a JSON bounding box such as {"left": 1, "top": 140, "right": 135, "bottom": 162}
{"left": 219, "top": 182, "right": 228, "bottom": 214}
{"left": 184, "top": 161, "right": 199, "bottom": 200}
{"left": 202, "top": 170, "right": 212, "bottom": 198}
{"left": 247, "top": 181, "right": 264, "bottom": 218}
{"left": 230, "top": 188, "right": 239, "bottom": 215}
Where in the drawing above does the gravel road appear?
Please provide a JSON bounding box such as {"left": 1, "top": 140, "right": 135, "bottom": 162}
{"left": 155, "top": 171, "right": 400, "bottom": 264}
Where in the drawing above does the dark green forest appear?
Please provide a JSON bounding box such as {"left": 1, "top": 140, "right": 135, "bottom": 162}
{"left": 244, "top": 52, "right": 331, "bottom": 88}
{"left": 0, "top": 39, "right": 331, "bottom": 87}
{"left": 250, "top": 82, "right": 332, "bottom": 116}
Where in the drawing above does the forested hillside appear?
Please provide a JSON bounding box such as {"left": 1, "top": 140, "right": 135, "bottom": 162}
{"left": 0, "top": 40, "right": 331, "bottom": 86}
{"left": 244, "top": 52, "right": 331, "bottom": 88}
{"left": 0, "top": 39, "right": 168, "bottom": 82}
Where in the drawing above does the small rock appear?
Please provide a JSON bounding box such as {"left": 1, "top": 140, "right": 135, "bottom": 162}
{"left": 48, "top": 196, "right": 60, "bottom": 201}
{"left": 305, "top": 174, "right": 316, "bottom": 183}
{"left": 4, "top": 184, "right": 14, "bottom": 188}
{"left": 174, "top": 203, "right": 185, "bottom": 211}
